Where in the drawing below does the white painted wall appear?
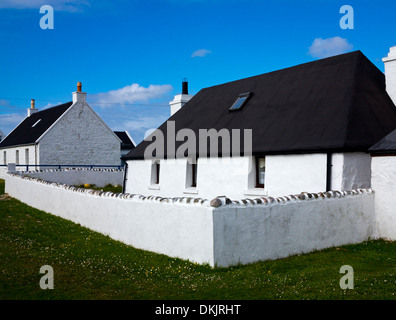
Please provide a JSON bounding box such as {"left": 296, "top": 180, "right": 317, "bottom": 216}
{"left": 22, "top": 168, "right": 124, "bottom": 187}
{"left": 371, "top": 156, "right": 396, "bottom": 240}
{"left": 5, "top": 173, "right": 376, "bottom": 267}
{"left": 383, "top": 46, "right": 396, "bottom": 105}
{"left": 265, "top": 154, "right": 327, "bottom": 197}
{"left": 126, "top": 157, "right": 255, "bottom": 200}
{"left": 5, "top": 173, "right": 215, "bottom": 266}
{"left": 213, "top": 190, "right": 375, "bottom": 267}
{"left": 0, "top": 145, "right": 37, "bottom": 167}
{"left": 38, "top": 101, "right": 121, "bottom": 166}
{"left": 340, "top": 153, "right": 371, "bottom": 190}
{"left": 125, "top": 152, "right": 372, "bottom": 200}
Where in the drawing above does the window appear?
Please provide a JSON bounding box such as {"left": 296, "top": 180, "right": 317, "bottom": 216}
{"left": 229, "top": 92, "right": 252, "bottom": 111}
{"left": 15, "top": 150, "right": 19, "bottom": 165}
{"left": 151, "top": 161, "right": 160, "bottom": 185}
{"left": 186, "top": 160, "right": 198, "bottom": 188}
{"left": 25, "top": 149, "right": 29, "bottom": 165}
{"left": 191, "top": 163, "right": 197, "bottom": 187}
{"left": 32, "top": 119, "right": 41, "bottom": 127}
{"left": 255, "top": 157, "right": 265, "bottom": 188}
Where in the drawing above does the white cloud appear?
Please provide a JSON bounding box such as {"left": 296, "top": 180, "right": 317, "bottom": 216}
{"left": 0, "top": 0, "right": 90, "bottom": 12}
{"left": 191, "top": 49, "right": 212, "bottom": 58}
{"left": 0, "top": 113, "right": 25, "bottom": 136}
{"left": 91, "top": 83, "right": 173, "bottom": 108}
{"left": 308, "top": 37, "right": 353, "bottom": 59}
{"left": 123, "top": 116, "right": 167, "bottom": 135}
{"left": 106, "top": 113, "right": 168, "bottom": 144}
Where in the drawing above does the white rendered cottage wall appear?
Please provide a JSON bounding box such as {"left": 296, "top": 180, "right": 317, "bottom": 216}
{"left": 265, "top": 152, "right": 371, "bottom": 197}
{"left": 339, "top": 153, "right": 371, "bottom": 190}
{"left": 0, "top": 145, "right": 37, "bottom": 166}
{"left": 371, "top": 156, "right": 396, "bottom": 240}
{"left": 125, "top": 152, "right": 372, "bottom": 200}
{"left": 38, "top": 102, "right": 120, "bottom": 166}
{"left": 265, "top": 154, "right": 327, "bottom": 197}
{"left": 125, "top": 157, "right": 253, "bottom": 200}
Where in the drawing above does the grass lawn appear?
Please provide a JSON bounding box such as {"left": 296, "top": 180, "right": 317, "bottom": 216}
{"left": 0, "top": 178, "right": 395, "bottom": 300}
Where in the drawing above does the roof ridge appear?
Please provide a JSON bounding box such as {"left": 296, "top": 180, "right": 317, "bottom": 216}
{"left": 204, "top": 50, "right": 363, "bottom": 90}
{"left": 33, "top": 101, "right": 73, "bottom": 114}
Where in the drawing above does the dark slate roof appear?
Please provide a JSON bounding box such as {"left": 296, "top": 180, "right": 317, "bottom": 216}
{"left": 124, "top": 51, "right": 396, "bottom": 160}
{"left": 114, "top": 131, "right": 135, "bottom": 150}
{"left": 369, "top": 129, "right": 396, "bottom": 155}
{"left": 0, "top": 102, "right": 73, "bottom": 148}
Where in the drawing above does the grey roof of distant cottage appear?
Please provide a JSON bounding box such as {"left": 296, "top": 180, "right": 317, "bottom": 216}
{"left": 114, "top": 131, "right": 135, "bottom": 150}
{"left": 369, "top": 129, "right": 396, "bottom": 155}
{"left": 124, "top": 51, "right": 396, "bottom": 160}
{"left": 0, "top": 102, "right": 73, "bottom": 148}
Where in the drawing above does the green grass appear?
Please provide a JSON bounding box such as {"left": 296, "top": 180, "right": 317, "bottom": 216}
{"left": 74, "top": 183, "right": 123, "bottom": 193}
{"left": 0, "top": 179, "right": 395, "bottom": 300}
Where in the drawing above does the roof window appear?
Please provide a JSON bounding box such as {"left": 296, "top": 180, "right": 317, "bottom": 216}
{"left": 229, "top": 92, "right": 252, "bottom": 111}
{"left": 32, "top": 119, "right": 41, "bottom": 127}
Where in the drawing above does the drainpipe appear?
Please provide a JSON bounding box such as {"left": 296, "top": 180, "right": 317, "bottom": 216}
{"left": 326, "top": 153, "right": 332, "bottom": 192}
{"left": 122, "top": 162, "right": 128, "bottom": 193}
{"left": 35, "top": 142, "right": 38, "bottom": 170}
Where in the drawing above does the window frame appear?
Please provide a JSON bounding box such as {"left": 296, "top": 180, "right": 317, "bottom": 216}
{"left": 191, "top": 162, "right": 197, "bottom": 188}
{"left": 229, "top": 92, "right": 252, "bottom": 112}
{"left": 255, "top": 156, "right": 265, "bottom": 188}
{"left": 155, "top": 161, "right": 160, "bottom": 185}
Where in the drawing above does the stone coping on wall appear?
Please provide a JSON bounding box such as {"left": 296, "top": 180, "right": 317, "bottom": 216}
{"left": 7, "top": 172, "right": 374, "bottom": 208}
{"left": 18, "top": 167, "right": 124, "bottom": 173}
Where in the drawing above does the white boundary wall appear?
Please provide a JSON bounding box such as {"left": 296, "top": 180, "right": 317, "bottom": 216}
{"left": 5, "top": 173, "right": 215, "bottom": 265}
{"left": 20, "top": 168, "right": 124, "bottom": 187}
{"left": 0, "top": 166, "right": 7, "bottom": 179}
{"left": 371, "top": 156, "right": 396, "bottom": 240}
{"left": 5, "top": 173, "right": 376, "bottom": 267}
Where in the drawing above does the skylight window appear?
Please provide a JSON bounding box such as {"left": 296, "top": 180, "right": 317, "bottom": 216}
{"left": 229, "top": 92, "right": 252, "bottom": 111}
{"left": 32, "top": 119, "right": 41, "bottom": 127}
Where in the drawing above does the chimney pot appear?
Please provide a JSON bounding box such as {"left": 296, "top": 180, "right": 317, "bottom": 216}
{"left": 182, "top": 78, "right": 188, "bottom": 95}
{"left": 27, "top": 99, "right": 38, "bottom": 117}
{"left": 169, "top": 79, "right": 193, "bottom": 116}
{"left": 73, "top": 82, "right": 87, "bottom": 103}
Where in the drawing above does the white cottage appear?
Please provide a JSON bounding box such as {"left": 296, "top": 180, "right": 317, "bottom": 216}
{"left": 368, "top": 46, "right": 396, "bottom": 240}
{"left": 122, "top": 50, "right": 396, "bottom": 200}
{"left": 0, "top": 83, "right": 122, "bottom": 169}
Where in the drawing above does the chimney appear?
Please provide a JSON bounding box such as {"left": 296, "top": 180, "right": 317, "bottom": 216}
{"left": 169, "top": 78, "right": 193, "bottom": 116}
{"left": 383, "top": 46, "right": 396, "bottom": 105}
{"left": 73, "top": 81, "right": 86, "bottom": 103}
{"left": 27, "top": 99, "right": 39, "bottom": 117}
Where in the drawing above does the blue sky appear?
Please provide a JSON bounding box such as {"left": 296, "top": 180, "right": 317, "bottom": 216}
{"left": 0, "top": 0, "right": 395, "bottom": 142}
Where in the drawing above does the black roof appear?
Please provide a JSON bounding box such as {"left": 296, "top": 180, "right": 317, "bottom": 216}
{"left": 369, "top": 129, "right": 396, "bottom": 155}
{"left": 0, "top": 102, "right": 73, "bottom": 148}
{"left": 124, "top": 51, "right": 396, "bottom": 160}
{"left": 114, "top": 131, "right": 135, "bottom": 150}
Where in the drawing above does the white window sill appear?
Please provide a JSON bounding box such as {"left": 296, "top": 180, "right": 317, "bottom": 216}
{"left": 183, "top": 187, "right": 199, "bottom": 195}
{"left": 243, "top": 188, "right": 268, "bottom": 197}
{"left": 148, "top": 184, "right": 160, "bottom": 190}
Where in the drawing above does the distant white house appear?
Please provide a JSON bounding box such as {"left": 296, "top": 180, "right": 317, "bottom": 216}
{"left": 0, "top": 129, "right": 4, "bottom": 142}
{"left": 122, "top": 49, "right": 396, "bottom": 200}
{"left": 0, "top": 83, "right": 122, "bottom": 169}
